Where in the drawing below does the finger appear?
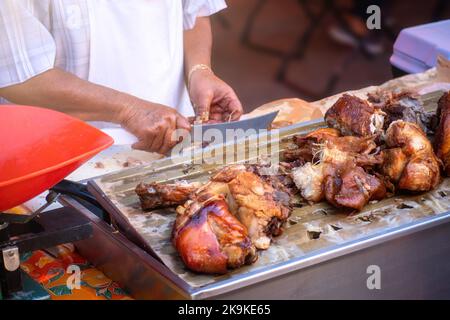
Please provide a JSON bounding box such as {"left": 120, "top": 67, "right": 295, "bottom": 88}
{"left": 210, "top": 104, "right": 224, "bottom": 112}
{"left": 225, "top": 94, "right": 243, "bottom": 121}
{"left": 176, "top": 115, "right": 191, "bottom": 131}
{"left": 209, "top": 104, "right": 224, "bottom": 121}
{"left": 131, "top": 140, "right": 148, "bottom": 151}
{"left": 195, "top": 92, "right": 213, "bottom": 120}
{"left": 187, "top": 116, "right": 196, "bottom": 125}
{"left": 160, "top": 126, "right": 177, "bottom": 155}
{"left": 209, "top": 112, "right": 223, "bottom": 121}
{"left": 132, "top": 137, "right": 157, "bottom": 153}
{"left": 150, "top": 125, "right": 166, "bottom": 153}
{"left": 132, "top": 127, "right": 160, "bottom": 153}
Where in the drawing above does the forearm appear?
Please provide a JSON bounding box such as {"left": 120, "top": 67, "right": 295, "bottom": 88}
{"left": 183, "top": 16, "right": 213, "bottom": 76}
{"left": 0, "top": 67, "right": 139, "bottom": 123}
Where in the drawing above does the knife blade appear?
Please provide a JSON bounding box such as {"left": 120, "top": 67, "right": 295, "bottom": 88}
{"left": 191, "top": 110, "right": 279, "bottom": 144}
{"left": 101, "top": 111, "right": 279, "bottom": 146}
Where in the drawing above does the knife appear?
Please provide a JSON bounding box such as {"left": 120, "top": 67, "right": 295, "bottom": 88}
{"left": 101, "top": 111, "right": 279, "bottom": 146}
{"left": 191, "top": 110, "right": 279, "bottom": 144}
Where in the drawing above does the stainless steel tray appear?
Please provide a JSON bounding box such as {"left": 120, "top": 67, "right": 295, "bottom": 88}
{"left": 82, "top": 91, "right": 450, "bottom": 299}
{"left": 66, "top": 195, "right": 450, "bottom": 299}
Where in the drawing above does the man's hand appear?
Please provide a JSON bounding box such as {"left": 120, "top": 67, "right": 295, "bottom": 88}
{"left": 184, "top": 16, "right": 243, "bottom": 123}
{"left": 118, "top": 101, "right": 191, "bottom": 154}
{"left": 0, "top": 68, "right": 191, "bottom": 155}
{"left": 188, "top": 69, "right": 243, "bottom": 122}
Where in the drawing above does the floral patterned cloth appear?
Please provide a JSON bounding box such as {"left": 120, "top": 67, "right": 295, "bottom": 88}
{"left": 20, "top": 245, "right": 132, "bottom": 300}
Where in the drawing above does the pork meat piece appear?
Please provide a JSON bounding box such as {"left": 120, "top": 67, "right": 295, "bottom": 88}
{"left": 325, "top": 94, "right": 385, "bottom": 137}
{"left": 228, "top": 171, "right": 290, "bottom": 249}
{"left": 135, "top": 181, "right": 200, "bottom": 211}
{"left": 173, "top": 196, "right": 257, "bottom": 274}
{"left": 385, "top": 120, "right": 441, "bottom": 191}
{"left": 367, "top": 89, "right": 435, "bottom": 133}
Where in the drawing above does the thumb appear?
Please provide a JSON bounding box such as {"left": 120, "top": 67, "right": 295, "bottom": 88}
{"left": 194, "top": 92, "right": 213, "bottom": 121}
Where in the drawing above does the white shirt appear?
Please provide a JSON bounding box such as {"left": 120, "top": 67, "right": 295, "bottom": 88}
{"left": 0, "top": 0, "right": 226, "bottom": 119}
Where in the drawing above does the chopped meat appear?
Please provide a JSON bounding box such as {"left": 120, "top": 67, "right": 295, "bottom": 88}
{"left": 173, "top": 196, "right": 257, "bottom": 274}
{"left": 284, "top": 127, "right": 378, "bottom": 165}
{"left": 210, "top": 164, "right": 247, "bottom": 183}
{"left": 325, "top": 94, "right": 385, "bottom": 137}
{"left": 247, "top": 163, "right": 297, "bottom": 203}
{"left": 293, "top": 128, "right": 341, "bottom": 146}
{"left": 292, "top": 163, "right": 324, "bottom": 203}
{"left": 135, "top": 181, "right": 200, "bottom": 211}
{"left": 228, "top": 171, "right": 290, "bottom": 249}
{"left": 282, "top": 147, "right": 312, "bottom": 163}
{"left": 367, "top": 89, "right": 435, "bottom": 133}
{"left": 283, "top": 128, "right": 340, "bottom": 163}
{"left": 331, "top": 166, "right": 386, "bottom": 211}
{"left": 380, "top": 148, "right": 408, "bottom": 183}
{"left": 385, "top": 120, "right": 441, "bottom": 191}
{"left": 287, "top": 128, "right": 385, "bottom": 210}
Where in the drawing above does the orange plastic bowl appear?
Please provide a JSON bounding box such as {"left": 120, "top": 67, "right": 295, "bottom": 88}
{"left": 0, "top": 105, "right": 114, "bottom": 212}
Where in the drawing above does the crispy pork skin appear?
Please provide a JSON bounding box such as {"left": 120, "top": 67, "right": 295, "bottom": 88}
{"left": 135, "top": 182, "right": 199, "bottom": 211}
{"left": 171, "top": 164, "right": 292, "bottom": 273}
{"left": 173, "top": 196, "right": 257, "bottom": 274}
{"left": 380, "top": 148, "right": 408, "bottom": 183}
{"left": 385, "top": 120, "right": 441, "bottom": 191}
{"left": 434, "top": 91, "right": 450, "bottom": 175}
{"left": 325, "top": 94, "right": 385, "bottom": 137}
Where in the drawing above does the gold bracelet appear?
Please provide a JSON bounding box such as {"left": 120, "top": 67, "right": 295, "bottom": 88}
{"left": 187, "top": 64, "right": 213, "bottom": 90}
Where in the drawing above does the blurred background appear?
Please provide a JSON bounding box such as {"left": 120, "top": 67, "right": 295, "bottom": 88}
{"left": 210, "top": 0, "right": 450, "bottom": 113}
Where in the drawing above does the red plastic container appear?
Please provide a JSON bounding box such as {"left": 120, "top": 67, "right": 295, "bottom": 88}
{"left": 0, "top": 105, "right": 114, "bottom": 212}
